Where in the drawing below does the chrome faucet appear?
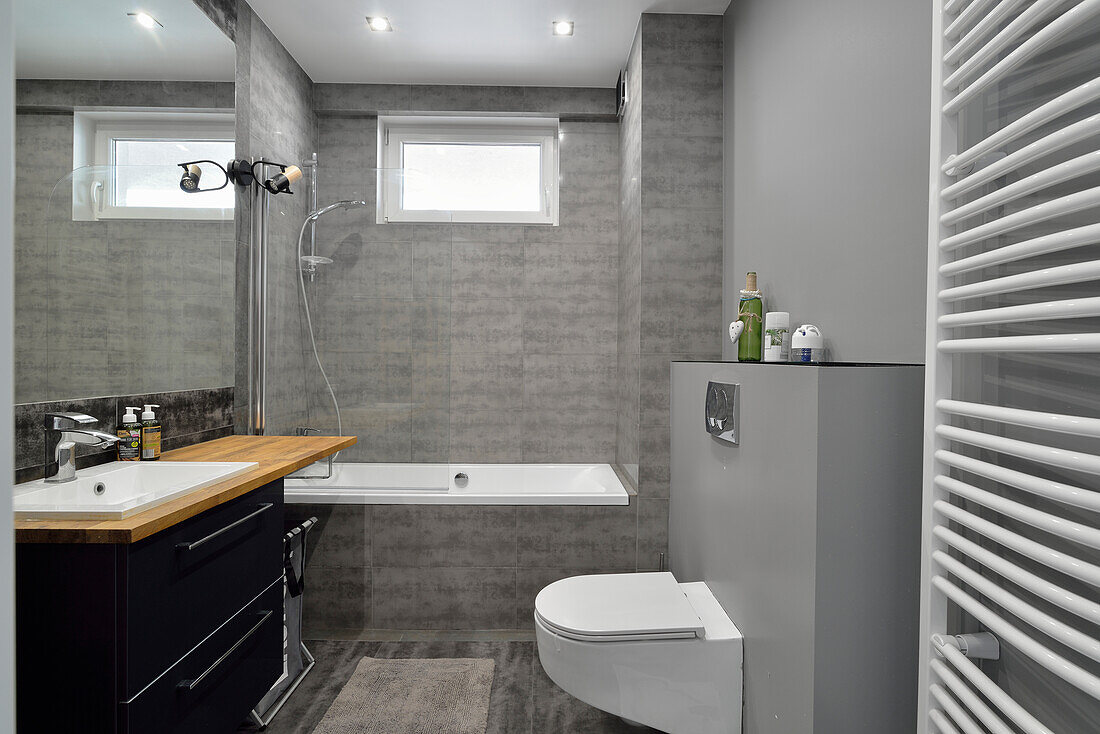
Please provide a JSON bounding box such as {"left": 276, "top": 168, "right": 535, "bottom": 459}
{"left": 44, "top": 412, "right": 120, "bottom": 483}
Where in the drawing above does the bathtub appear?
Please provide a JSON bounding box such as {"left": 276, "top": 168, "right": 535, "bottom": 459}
{"left": 283, "top": 463, "right": 630, "bottom": 505}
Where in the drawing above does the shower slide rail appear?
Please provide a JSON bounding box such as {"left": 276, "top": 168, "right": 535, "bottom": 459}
{"left": 920, "top": 0, "right": 1100, "bottom": 732}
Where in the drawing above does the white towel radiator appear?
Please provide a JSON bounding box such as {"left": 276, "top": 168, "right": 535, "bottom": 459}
{"left": 921, "top": 0, "right": 1100, "bottom": 732}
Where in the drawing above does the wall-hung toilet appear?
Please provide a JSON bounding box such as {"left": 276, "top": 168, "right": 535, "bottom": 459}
{"left": 534, "top": 572, "right": 743, "bottom": 734}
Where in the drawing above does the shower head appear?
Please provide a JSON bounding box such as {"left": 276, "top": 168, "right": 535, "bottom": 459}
{"left": 307, "top": 199, "right": 369, "bottom": 221}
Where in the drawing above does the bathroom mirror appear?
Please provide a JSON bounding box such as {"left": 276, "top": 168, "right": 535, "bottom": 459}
{"left": 13, "top": 0, "right": 236, "bottom": 405}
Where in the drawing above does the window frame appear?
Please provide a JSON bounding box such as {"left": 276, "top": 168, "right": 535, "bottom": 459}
{"left": 378, "top": 116, "right": 559, "bottom": 225}
{"left": 73, "top": 110, "right": 235, "bottom": 222}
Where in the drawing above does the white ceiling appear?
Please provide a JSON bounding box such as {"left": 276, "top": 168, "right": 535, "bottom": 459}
{"left": 15, "top": 0, "right": 234, "bottom": 81}
{"left": 252, "top": 0, "right": 731, "bottom": 88}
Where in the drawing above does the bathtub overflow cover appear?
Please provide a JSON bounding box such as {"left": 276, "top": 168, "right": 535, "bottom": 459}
{"left": 454, "top": 472, "right": 469, "bottom": 488}
{"left": 93, "top": 482, "right": 106, "bottom": 496}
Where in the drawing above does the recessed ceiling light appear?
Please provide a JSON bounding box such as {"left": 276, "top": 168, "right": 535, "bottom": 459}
{"left": 367, "top": 16, "right": 393, "bottom": 32}
{"left": 127, "top": 11, "right": 162, "bottom": 29}
{"left": 553, "top": 20, "right": 574, "bottom": 36}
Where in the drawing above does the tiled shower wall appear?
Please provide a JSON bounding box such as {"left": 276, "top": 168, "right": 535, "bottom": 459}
{"left": 231, "top": 0, "right": 317, "bottom": 435}
{"left": 306, "top": 87, "right": 621, "bottom": 465}
{"left": 617, "top": 15, "right": 725, "bottom": 565}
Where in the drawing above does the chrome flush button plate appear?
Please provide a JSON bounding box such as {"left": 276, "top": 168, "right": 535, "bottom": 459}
{"left": 705, "top": 381, "right": 740, "bottom": 445}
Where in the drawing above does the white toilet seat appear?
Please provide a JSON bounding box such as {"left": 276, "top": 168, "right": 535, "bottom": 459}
{"left": 535, "top": 572, "right": 705, "bottom": 642}
{"left": 534, "top": 572, "right": 743, "bottom": 734}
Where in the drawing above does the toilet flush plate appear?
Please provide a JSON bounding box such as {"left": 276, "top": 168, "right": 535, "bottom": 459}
{"left": 705, "top": 381, "right": 739, "bottom": 444}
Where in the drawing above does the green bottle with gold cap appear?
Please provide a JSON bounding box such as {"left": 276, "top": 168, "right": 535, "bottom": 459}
{"left": 737, "top": 271, "right": 763, "bottom": 362}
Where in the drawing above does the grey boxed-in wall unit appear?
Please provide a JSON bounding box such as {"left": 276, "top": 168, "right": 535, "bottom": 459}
{"left": 670, "top": 362, "right": 923, "bottom": 734}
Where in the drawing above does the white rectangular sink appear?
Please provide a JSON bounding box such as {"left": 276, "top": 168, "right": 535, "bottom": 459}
{"left": 14, "top": 461, "right": 258, "bottom": 520}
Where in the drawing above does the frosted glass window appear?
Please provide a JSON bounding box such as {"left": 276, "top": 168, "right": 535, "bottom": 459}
{"left": 113, "top": 138, "right": 236, "bottom": 210}
{"left": 379, "top": 116, "right": 559, "bottom": 225}
{"left": 402, "top": 143, "right": 542, "bottom": 212}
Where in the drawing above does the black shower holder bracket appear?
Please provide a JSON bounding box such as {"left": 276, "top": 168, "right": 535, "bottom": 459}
{"left": 176, "top": 158, "right": 297, "bottom": 195}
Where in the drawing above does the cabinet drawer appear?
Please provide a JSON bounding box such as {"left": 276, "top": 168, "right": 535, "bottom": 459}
{"left": 122, "top": 579, "right": 283, "bottom": 734}
{"left": 123, "top": 481, "right": 283, "bottom": 697}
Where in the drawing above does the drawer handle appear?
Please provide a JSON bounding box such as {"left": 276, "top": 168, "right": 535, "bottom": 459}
{"left": 176, "top": 503, "right": 274, "bottom": 552}
{"left": 177, "top": 610, "right": 273, "bottom": 692}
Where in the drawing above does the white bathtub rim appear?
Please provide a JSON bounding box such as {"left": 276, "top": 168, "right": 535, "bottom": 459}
{"left": 283, "top": 462, "right": 631, "bottom": 506}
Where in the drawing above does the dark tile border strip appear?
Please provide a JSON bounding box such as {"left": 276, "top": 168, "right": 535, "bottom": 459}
{"left": 14, "top": 386, "right": 233, "bottom": 483}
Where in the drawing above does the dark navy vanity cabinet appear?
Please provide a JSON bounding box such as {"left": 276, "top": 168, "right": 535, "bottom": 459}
{"left": 16, "top": 480, "right": 285, "bottom": 734}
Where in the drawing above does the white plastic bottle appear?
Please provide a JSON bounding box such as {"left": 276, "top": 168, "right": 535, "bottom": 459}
{"left": 117, "top": 406, "right": 142, "bottom": 461}
{"left": 763, "top": 312, "right": 790, "bottom": 362}
{"left": 140, "top": 404, "right": 162, "bottom": 461}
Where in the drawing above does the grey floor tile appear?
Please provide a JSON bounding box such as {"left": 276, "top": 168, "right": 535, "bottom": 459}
{"left": 530, "top": 652, "right": 644, "bottom": 734}
{"left": 246, "top": 640, "right": 383, "bottom": 734}
{"left": 246, "top": 640, "right": 645, "bottom": 734}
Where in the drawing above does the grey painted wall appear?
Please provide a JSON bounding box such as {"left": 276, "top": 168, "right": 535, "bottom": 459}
{"left": 669, "top": 362, "right": 923, "bottom": 734}
{"left": 617, "top": 14, "right": 725, "bottom": 570}
{"left": 721, "top": 0, "right": 930, "bottom": 362}
{"left": 1, "top": 0, "right": 16, "bottom": 722}
{"left": 13, "top": 81, "right": 235, "bottom": 405}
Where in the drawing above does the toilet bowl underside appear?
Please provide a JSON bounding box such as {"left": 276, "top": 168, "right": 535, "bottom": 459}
{"left": 534, "top": 612, "right": 743, "bottom": 734}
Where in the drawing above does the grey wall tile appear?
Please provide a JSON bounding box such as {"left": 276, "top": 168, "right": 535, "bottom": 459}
{"left": 640, "top": 13, "right": 723, "bottom": 66}
{"left": 638, "top": 421, "right": 670, "bottom": 499}
{"left": 289, "top": 504, "right": 371, "bottom": 569}
{"left": 637, "top": 498, "right": 670, "bottom": 571}
{"left": 314, "top": 84, "right": 411, "bottom": 114}
{"left": 517, "top": 500, "right": 638, "bottom": 570}
{"left": 640, "top": 62, "right": 722, "bottom": 138}
{"left": 450, "top": 353, "right": 523, "bottom": 411}
{"left": 403, "top": 85, "right": 526, "bottom": 113}
{"left": 413, "top": 241, "right": 452, "bottom": 297}
{"left": 524, "top": 297, "right": 617, "bottom": 355}
{"left": 451, "top": 241, "right": 524, "bottom": 299}
{"left": 640, "top": 136, "right": 723, "bottom": 210}
{"left": 522, "top": 87, "right": 617, "bottom": 117}
{"left": 303, "top": 566, "right": 372, "bottom": 631}
{"left": 523, "top": 354, "right": 616, "bottom": 412}
{"left": 373, "top": 567, "right": 517, "bottom": 629}
{"left": 373, "top": 506, "right": 517, "bottom": 567}
{"left": 450, "top": 299, "right": 524, "bottom": 354}
{"left": 523, "top": 243, "right": 617, "bottom": 300}
{"left": 450, "top": 410, "right": 524, "bottom": 463}
{"left": 521, "top": 410, "right": 617, "bottom": 463}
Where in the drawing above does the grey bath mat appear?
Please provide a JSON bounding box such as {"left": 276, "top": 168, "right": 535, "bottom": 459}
{"left": 312, "top": 657, "right": 495, "bottom": 734}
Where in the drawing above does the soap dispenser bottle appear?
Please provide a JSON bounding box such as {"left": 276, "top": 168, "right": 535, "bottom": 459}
{"left": 117, "top": 406, "right": 142, "bottom": 462}
{"left": 140, "top": 404, "right": 162, "bottom": 461}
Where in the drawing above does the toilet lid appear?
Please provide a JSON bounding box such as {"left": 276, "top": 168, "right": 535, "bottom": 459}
{"left": 534, "top": 572, "right": 704, "bottom": 640}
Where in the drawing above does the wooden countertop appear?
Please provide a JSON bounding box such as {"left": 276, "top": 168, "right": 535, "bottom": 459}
{"left": 14, "top": 435, "right": 355, "bottom": 545}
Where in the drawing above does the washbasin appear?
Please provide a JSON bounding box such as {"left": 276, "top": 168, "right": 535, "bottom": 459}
{"left": 14, "top": 461, "right": 258, "bottom": 520}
